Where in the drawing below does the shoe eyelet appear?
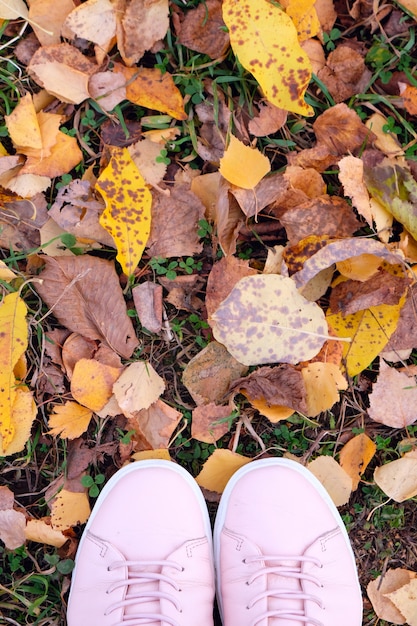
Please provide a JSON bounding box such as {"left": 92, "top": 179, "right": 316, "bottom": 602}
{"left": 242, "top": 558, "right": 246, "bottom": 564}
{"left": 181, "top": 567, "right": 185, "bottom": 572}
{"left": 245, "top": 581, "right": 250, "bottom": 586}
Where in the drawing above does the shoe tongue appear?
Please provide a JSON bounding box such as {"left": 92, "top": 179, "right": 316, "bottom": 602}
{"left": 266, "top": 559, "right": 305, "bottom": 626}
{"left": 124, "top": 563, "right": 161, "bottom": 621}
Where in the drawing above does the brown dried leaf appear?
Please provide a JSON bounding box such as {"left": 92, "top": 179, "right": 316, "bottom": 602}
{"left": 132, "top": 282, "right": 162, "bottom": 334}
{"left": 206, "top": 255, "right": 257, "bottom": 319}
{"left": 314, "top": 103, "right": 375, "bottom": 154}
{"left": 176, "top": 0, "right": 229, "bottom": 59}
{"left": 183, "top": 341, "right": 248, "bottom": 406}
{"left": 231, "top": 364, "right": 308, "bottom": 414}
{"left": 146, "top": 184, "right": 205, "bottom": 257}
{"left": 368, "top": 361, "right": 417, "bottom": 428}
{"left": 329, "top": 269, "right": 409, "bottom": 315}
{"left": 62, "top": 0, "right": 116, "bottom": 48}
{"left": 228, "top": 171, "right": 289, "bottom": 219}
{"left": 33, "top": 255, "right": 139, "bottom": 358}
{"left": 28, "top": 0, "right": 76, "bottom": 46}
{"left": 114, "top": 0, "right": 169, "bottom": 66}
{"left": 0, "top": 486, "right": 14, "bottom": 510}
{"left": 248, "top": 102, "right": 288, "bottom": 137}
{"left": 0, "top": 509, "right": 26, "bottom": 549}
{"left": 27, "top": 43, "right": 98, "bottom": 104}
{"left": 387, "top": 578, "right": 417, "bottom": 626}
{"left": 191, "top": 403, "right": 233, "bottom": 443}
{"left": 127, "top": 399, "right": 182, "bottom": 450}
{"left": 280, "top": 195, "right": 360, "bottom": 245}
{"left": 382, "top": 284, "right": 417, "bottom": 356}
{"left": 48, "top": 180, "right": 114, "bottom": 247}
{"left": 317, "top": 45, "right": 371, "bottom": 103}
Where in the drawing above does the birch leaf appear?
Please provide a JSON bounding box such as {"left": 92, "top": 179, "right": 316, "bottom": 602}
{"left": 327, "top": 298, "right": 405, "bottom": 377}
{"left": 222, "top": 0, "right": 313, "bottom": 115}
{"left": 113, "top": 361, "right": 165, "bottom": 418}
{"left": 339, "top": 433, "right": 376, "bottom": 490}
{"left": 48, "top": 401, "right": 93, "bottom": 439}
{"left": 0, "top": 0, "right": 28, "bottom": 19}
{"left": 70, "top": 359, "right": 121, "bottom": 412}
{"left": 0, "top": 292, "right": 28, "bottom": 452}
{"left": 374, "top": 451, "right": 417, "bottom": 503}
{"left": 96, "top": 147, "right": 152, "bottom": 276}
{"left": 195, "top": 449, "right": 251, "bottom": 493}
{"left": 368, "top": 360, "right": 417, "bottom": 428}
{"left": 50, "top": 489, "right": 90, "bottom": 530}
{"left": 210, "top": 274, "right": 329, "bottom": 366}
{"left": 219, "top": 135, "right": 271, "bottom": 189}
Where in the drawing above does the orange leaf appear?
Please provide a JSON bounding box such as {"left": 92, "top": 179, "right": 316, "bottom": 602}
{"left": 114, "top": 64, "right": 187, "bottom": 121}
{"left": 70, "top": 358, "right": 121, "bottom": 412}
{"left": 339, "top": 433, "right": 376, "bottom": 490}
{"left": 195, "top": 449, "right": 251, "bottom": 493}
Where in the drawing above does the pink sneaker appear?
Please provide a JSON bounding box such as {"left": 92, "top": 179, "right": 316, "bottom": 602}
{"left": 213, "top": 458, "right": 362, "bottom": 626}
{"left": 67, "top": 460, "right": 215, "bottom": 626}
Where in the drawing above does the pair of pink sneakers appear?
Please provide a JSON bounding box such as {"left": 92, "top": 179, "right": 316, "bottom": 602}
{"left": 67, "top": 458, "right": 363, "bottom": 626}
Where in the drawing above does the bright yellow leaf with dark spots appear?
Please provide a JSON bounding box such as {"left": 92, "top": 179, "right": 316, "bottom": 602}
{"left": 219, "top": 135, "right": 270, "bottom": 189}
{"left": 327, "top": 296, "right": 406, "bottom": 377}
{"left": 282, "top": 0, "right": 320, "bottom": 42}
{"left": 222, "top": 0, "right": 313, "bottom": 116}
{"left": 0, "top": 292, "right": 28, "bottom": 452}
{"left": 50, "top": 489, "right": 91, "bottom": 530}
{"left": 96, "top": 147, "right": 152, "bottom": 276}
{"left": 71, "top": 358, "right": 121, "bottom": 412}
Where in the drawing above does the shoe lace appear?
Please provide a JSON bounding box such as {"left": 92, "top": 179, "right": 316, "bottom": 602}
{"left": 104, "top": 559, "right": 184, "bottom": 626}
{"left": 244, "top": 554, "right": 325, "bottom": 626}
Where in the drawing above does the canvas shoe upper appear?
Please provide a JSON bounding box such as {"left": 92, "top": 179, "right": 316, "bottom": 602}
{"left": 213, "top": 458, "right": 363, "bottom": 626}
{"left": 67, "top": 460, "right": 215, "bottom": 626}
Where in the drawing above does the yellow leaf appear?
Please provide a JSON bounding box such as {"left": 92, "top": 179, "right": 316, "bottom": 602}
{"left": 96, "top": 147, "right": 152, "bottom": 276}
{"left": 131, "top": 449, "right": 171, "bottom": 462}
{"left": 48, "top": 401, "right": 93, "bottom": 439}
{"left": 336, "top": 253, "right": 383, "bottom": 281}
{"left": 326, "top": 297, "right": 405, "bottom": 377}
{"left": 283, "top": 0, "right": 320, "bottom": 41}
{"left": 195, "top": 449, "right": 251, "bottom": 493}
{"left": 113, "top": 361, "right": 165, "bottom": 418}
{"left": 0, "top": 260, "right": 17, "bottom": 282}
{"left": 398, "top": 0, "right": 417, "bottom": 20}
{"left": 339, "top": 433, "right": 376, "bottom": 490}
{"left": 374, "top": 450, "right": 417, "bottom": 502}
{"left": 219, "top": 135, "right": 270, "bottom": 189}
{"left": 5, "top": 92, "right": 42, "bottom": 151}
{"left": 114, "top": 64, "right": 187, "bottom": 121}
{"left": 50, "top": 489, "right": 91, "bottom": 530}
{"left": 222, "top": 0, "right": 313, "bottom": 115}
{"left": 307, "top": 456, "right": 352, "bottom": 506}
{"left": 301, "top": 362, "right": 347, "bottom": 417}
{"left": 386, "top": 578, "right": 417, "bottom": 626}
{"left": 25, "top": 519, "right": 67, "bottom": 548}
{"left": 70, "top": 358, "right": 121, "bottom": 412}
{"left": 210, "top": 274, "right": 328, "bottom": 366}
{"left": 0, "top": 292, "right": 28, "bottom": 451}
{"left": 0, "top": 386, "right": 36, "bottom": 456}
{"left": 247, "top": 398, "right": 294, "bottom": 423}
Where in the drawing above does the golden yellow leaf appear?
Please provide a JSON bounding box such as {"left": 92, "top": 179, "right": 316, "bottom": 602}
{"left": 336, "top": 253, "right": 383, "bottom": 282}
{"left": 247, "top": 397, "right": 294, "bottom": 423}
{"left": 398, "top": 0, "right": 417, "bottom": 19}
{"left": 50, "top": 489, "right": 91, "bottom": 530}
{"left": 339, "top": 433, "right": 376, "bottom": 490}
{"left": 70, "top": 358, "right": 121, "bottom": 412}
{"left": 114, "top": 64, "right": 187, "bottom": 121}
{"left": 48, "top": 401, "right": 93, "bottom": 439}
{"left": 301, "top": 362, "right": 347, "bottom": 417}
{"left": 219, "top": 135, "right": 270, "bottom": 190}
{"left": 222, "top": 0, "right": 313, "bottom": 115}
{"left": 25, "top": 519, "right": 67, "bottom": 548}
{"left": 307, "top": 456, "right": 352, "bottom": 506}
{"left": 283, "top": 0, "right": 320, "bottom": 42}
{"left": 326, "top": 297, "right": 405, "bottom": 377}
{"left": 5, "top": 93, "right": 42, "bottom": 151}
{"left": 0, "top": 386, "right": 37, "bottom": 456}
{"left": 195, "top": 449, "right": 251, "bottom": 493}
{"left": 131, "top": 449, "right": 171, "bottom": 462}
{"left": 0, "top": 292, "right": 28, "bottom": 451}
{"left": 96, "top": 147, "right": 152, "bottom": 276}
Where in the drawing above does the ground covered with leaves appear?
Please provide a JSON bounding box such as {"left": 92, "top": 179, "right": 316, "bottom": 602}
{"left": 1, "top": 0, "right": 417, "bottom": 624}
